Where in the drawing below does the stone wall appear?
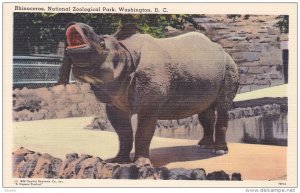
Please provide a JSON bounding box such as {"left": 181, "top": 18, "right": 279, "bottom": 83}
{"left": 189, "top": 15, "right": 288, "bottom": 93}
{"left": 13, "top": 83, "right": 105, "bottom": 121}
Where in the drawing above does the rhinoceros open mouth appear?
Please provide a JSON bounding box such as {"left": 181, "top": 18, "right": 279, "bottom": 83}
{"left": 66, "top": 24, "right": 89, "bottom": 50}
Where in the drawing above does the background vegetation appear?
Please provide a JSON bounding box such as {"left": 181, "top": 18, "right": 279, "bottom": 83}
{"left": 13, "top": 13, "right": 288, "bottom": 55}
{"left": 13, "top": 13, "right": 188, "bottom": 55}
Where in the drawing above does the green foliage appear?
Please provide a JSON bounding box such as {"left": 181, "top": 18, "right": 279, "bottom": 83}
{"left": 13, "top": 13, "right": 189, "bottom": 54}
{"left": 276, "top": 15, "right": 289, "bottom": 34}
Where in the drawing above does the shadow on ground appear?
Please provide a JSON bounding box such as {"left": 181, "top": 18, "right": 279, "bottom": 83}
{"left": 105, "top": 145, "right": 220, "bottom": 167}
{"left": 149, "top": 145, "right": 220, "bottom": 167}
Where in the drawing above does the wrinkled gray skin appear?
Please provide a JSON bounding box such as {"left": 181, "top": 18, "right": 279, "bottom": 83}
{"left": 58, "top": 22, "right": 239, "bottom": 165}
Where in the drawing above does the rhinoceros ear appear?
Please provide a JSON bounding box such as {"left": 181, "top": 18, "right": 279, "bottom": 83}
{"left": 113, "top": 23, "right": 141, "bottom": 40}
{"left": 65, "top": 21, "right": 77, "bottom": 30}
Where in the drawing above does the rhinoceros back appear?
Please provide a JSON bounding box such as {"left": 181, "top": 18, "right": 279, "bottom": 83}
{"left": 123, "top": 32, "right": 237, "bottom": 118}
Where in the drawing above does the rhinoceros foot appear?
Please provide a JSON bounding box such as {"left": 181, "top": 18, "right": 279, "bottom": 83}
{"left": 212, "top": 144, "right": 229, "bottom": 155}
{"left": 109, "top": 156, "right": 132, "bottom": 164}
{"left": 198, "top": 138, "right": 215, "bottom": 149}
{"left": 213, "top": 150, "right": 228, "bottom": 155}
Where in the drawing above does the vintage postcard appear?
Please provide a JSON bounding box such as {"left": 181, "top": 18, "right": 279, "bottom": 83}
{"left": 2, "top": 2, "right": 298, "bottom": 189}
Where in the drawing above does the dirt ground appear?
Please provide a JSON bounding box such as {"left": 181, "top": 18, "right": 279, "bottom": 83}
{"left": 13, "top": 117, "right": 286, "bottom": 181}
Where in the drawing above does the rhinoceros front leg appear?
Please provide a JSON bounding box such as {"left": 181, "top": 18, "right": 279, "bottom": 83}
{"left": 134, "top": 113, "right": 157, "bottom": 167}
{"left": 57, "top": 54, "right": 72, "bottom": 85}
{"left": 198, "top": 106, "right": 216, "bottom": 149}
{"left": 106, "top": 105, "right": 133, "bottom": 163}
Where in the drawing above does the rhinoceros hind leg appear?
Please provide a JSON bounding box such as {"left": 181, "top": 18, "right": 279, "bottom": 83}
{"left": 214, "top": 109, "right": 229, "bottom": 154}
{"left": 106, "top": 105, "right": 133, "bottom": 163}
{"left": 198, "top": 106, "right": 216, "bottom": 149}
{"left": 213, "top": 55, "right": 239, "bottom": 154}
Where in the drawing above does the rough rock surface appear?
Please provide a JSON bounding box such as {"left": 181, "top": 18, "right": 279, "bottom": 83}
{"left": 13, "top": 83, "right": 106, "bottom": 122}
{"left": 13, "top": 148, "right": 241, "bottom": 180}
{"left": 231, "top": 173, "right": 242, "bottom": 181}
{"left": 206, "top": 171, "right": 230, "bottom": 181}
{"left": 163, "top": 168, "right": 207, "bottom": 180}
{"left": 13, "top": 147, "right": 62, "bottom": 178}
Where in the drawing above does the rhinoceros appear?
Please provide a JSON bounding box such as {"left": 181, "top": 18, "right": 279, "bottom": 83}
{"left": 57, "top": 22, "right": 239, "bottom": 165}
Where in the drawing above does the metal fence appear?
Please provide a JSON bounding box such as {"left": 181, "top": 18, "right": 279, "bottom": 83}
{"left": 13, "top": 55, "right": 75, "bottom": 89}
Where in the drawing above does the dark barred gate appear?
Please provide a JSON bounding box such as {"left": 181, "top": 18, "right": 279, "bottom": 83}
{"left": 13, "top": 55, "right": 75, "bottom": 89}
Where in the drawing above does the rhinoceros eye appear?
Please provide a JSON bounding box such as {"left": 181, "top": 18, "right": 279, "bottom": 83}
{"left": 100, "top": 41, "right": 105, "bottom": 48}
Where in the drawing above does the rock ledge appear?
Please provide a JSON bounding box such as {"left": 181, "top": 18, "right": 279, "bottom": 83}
{"left": 13, "top": 147, "right": 241, "bottom": 180}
